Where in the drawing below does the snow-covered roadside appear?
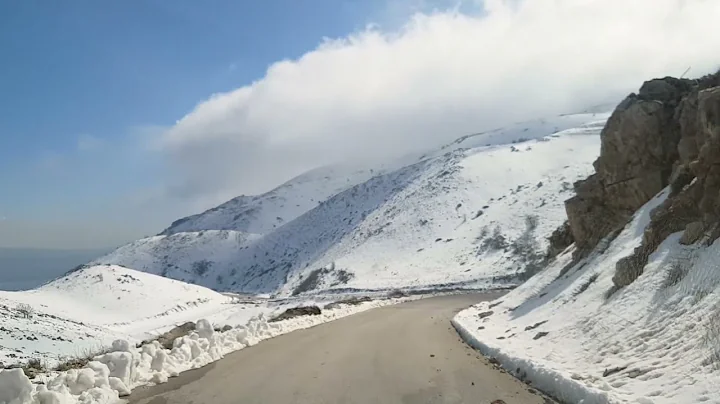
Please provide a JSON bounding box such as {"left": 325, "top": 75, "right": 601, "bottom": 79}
{"left": 0, "top": 265, "right": 273, "bottom": 367}
{"left": 453, "top": 187, "right": 720, "bottom": 404}
{"left": 0, "top": 295, "right": 411, "bottom": 404}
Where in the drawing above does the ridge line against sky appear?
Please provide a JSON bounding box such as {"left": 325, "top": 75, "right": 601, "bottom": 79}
{"left": 1, "top": 0, "right": 719, "bottom": 249}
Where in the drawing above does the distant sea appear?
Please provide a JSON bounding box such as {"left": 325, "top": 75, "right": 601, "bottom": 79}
{"left": 0, "top": 248, "right": 109, "bottom": 291}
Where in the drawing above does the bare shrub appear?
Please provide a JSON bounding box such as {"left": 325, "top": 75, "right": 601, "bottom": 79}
{"left": 292, "top": 267, "right": 355, "bottom": 296}
{"left": 478, "top": 225, "right": 508, "bottom": 253}
{"left": 512, "top": 215, "right": 546, "bottom": 281}
{"left": 16, "top": 303, "right": 34, "bottom": 319}
{"left": 55, "top": 346, "right": 111, "bottom": 372}
{"left": 335, "top": 269, "right": 353, "bottom": 285}
{"left": 26, "top": 358, "right": 44, "bottom": 370}
{"left": 292, "top": 269, "right": 323, "bottom": 296}
{"left": 662, "top": 260, "right": 691, "bottom": 289}
{"left": 20, "top": 358, "right": 46, "bottom": 379}
{"left": 191, "top": 260, "right": 213, "bottom": 276}
{"left": 387, "top": 289, "right": 408, "bottom": 299}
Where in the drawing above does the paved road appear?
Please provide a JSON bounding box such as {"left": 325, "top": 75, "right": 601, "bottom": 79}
{"left": 130, "top": 293, "right": 550, "bottom": 404}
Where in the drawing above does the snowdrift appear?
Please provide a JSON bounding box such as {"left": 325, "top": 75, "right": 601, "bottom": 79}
{"left": 0, "top": 295, "right": 408, "bottom": 404}
{"left": 0, "top": 265, "right": 264, "bottom": 366}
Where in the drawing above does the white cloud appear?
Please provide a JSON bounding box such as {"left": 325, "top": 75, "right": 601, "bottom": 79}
{"left": 161, "top": 0, "right": 720, "bottom": 205}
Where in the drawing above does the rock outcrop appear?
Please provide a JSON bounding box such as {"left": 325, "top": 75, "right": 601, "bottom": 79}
{"left": 545, "top": 221, "right": 574, "bottom": 259}
{"left": 563, "top": 71, "right": 720, "bottom": 288}
{"left": 566, "top": 77, "right": 694, "bottom": 256}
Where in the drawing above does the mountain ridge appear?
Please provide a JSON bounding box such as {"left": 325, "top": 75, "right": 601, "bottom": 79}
{"left": 92, "top": 112, "right": 610, "bottom": 296}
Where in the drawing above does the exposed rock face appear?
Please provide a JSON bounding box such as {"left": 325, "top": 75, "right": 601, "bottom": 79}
{"left": 564, "top": 71, "right": 720, "bottom": 288}
{"left": 680, "top": 221, "right": 705, "bottom": 245}
{"left": 545, "top": 221, "right": 574, "bottom": 259}
{"left": 566, "top": 77, "right": 694, "bottom": 256}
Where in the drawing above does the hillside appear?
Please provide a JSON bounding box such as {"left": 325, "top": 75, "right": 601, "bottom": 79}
{"left": 160, "top": 165, "right": 384, "bottom": 236}
{"left": 454, "top": 72, "right": 720, "bottom": 403}
{"left": 93, "top": 113, "right": 609, "bottom": 296}
{"left": 0, "top": 265, "right": 245, "bottom": 366}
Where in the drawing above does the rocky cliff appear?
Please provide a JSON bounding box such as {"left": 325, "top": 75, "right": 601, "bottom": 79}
{"left": 563, "top": 69, "right": 720, "bottom": 288}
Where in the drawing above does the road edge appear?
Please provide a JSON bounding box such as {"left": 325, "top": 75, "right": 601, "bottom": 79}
{"left": 452, "top": 313, "right": 582, "bottom": 404}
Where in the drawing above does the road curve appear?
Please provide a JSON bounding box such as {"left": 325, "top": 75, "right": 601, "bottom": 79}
{"left": 129, "top": 293, "right": 550, "bottom": 404}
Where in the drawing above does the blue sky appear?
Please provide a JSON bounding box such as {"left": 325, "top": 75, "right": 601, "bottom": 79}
{"left": 2, "top": 0, "right": 718, "bottom": 249}
{"left": 0, "top": 0, "right": 439, "bottom": 248}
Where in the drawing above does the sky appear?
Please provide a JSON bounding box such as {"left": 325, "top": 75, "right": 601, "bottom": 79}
{"left": 1, "top": 0, "right": 719, "bottom": 250}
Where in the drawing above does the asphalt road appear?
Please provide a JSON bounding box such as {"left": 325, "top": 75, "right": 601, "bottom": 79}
{"left": 129, "top": 293, "right": 551, "bottom": 404}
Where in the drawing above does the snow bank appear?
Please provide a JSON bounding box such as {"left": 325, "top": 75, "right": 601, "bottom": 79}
{"left": 0, "top": 296, "right": 406, "bottom": 404}
{"left": 0, "top": 265, "right": 272, "bottom": 367}
{"left": 454, "top": 188, "right": 720, "bottom": 404}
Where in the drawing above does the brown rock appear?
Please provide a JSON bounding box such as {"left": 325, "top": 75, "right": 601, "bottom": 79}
{"left": 698, "top": 87, "right": 720, "bottom": 142}
{"left": 565, "top": 77, "right": 713, "bottom": 289}
{"left": 669, "top": 164, "right": 694, "bottom": 197}
{"left": 545, "top": 221, "right": 574, "bottom": 259}
{"left": 594, "top": 100, "right": 676, "bottom": 186}
{"left": 477, "top": 310, "right": 494, "bottom": 319}
{"left": 680, "top": 221, "right": 705, "bottom": 245}
{"left": 676, "top": 92, "right": 701, "bottom": 164}
{"left": 151, "top": 321, "right": 196, "bottom": 349}
{"left": 269, "top": 306, "right": 322, "bottom": 322}
{"left": 566, "top": 79, "right": 690, "bottom": 258}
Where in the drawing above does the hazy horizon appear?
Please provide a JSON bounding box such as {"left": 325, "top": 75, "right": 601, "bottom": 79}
{"left": 0, "top": 247, "right": 110, "bottom": 291}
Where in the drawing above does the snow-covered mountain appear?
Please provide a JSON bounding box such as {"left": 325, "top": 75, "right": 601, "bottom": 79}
{"left": 93, "top": 113, "right": 609, "bottom": 296}
{"left": 160, "top": 165, "right": 386, "bottom": 236}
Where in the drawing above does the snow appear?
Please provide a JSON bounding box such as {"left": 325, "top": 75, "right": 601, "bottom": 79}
{"left": 159, "top": 164, "right": 388, "bottom": 236}
{"left": 92, "top": 113, "right": 609, "bottom": 296}
{"left": 0, "top": 266, "right": 411, "bottom": 404}
{"left": 0, "top": 369, "right": 33, "bottom": 404}
{"left": 454, "top": 187, "right": 720, "bottom": 404}
{"left": 2, "top": 110, "right": 638, "bottom": 403}
{"left": 0, "top": 265, "right": 404, "bottom": 366}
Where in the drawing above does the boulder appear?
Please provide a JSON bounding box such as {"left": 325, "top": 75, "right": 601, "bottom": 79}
{"left": 152, "top": 322, "right": 196, "bottom": 349}
{"left": 269, "top": 306, "right": 322, "bottom": 322}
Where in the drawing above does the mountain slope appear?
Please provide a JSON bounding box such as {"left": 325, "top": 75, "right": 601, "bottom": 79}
{"left": 94, "top": 114, "right": 608, "bottom": 296}
{"left": 453, "top": 73, "right": 720, "bottom": 404}
{"left": 160, "top": 165, "right": 383, "bottom": 236}
{"left": 161, "top": 112, "right": 607, "bottom": 238}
